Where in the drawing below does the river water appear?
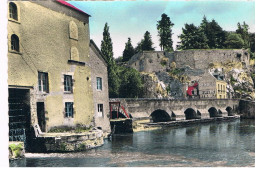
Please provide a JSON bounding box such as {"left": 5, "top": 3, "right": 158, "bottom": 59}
{"left": 10, "top": 119, "right": 255, "bottom": 167}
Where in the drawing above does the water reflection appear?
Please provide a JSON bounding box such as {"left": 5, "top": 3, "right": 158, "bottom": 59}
{"left": 10, "top": 119, "right": 255, "bottom": 167}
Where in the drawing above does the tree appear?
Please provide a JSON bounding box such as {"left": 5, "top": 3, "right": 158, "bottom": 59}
{"left": 200, "top": 16, "right": 226, "bottom": 48}
{"left": 122, "top": 38, "right": 135, "bottom": 62}
{"left": 101, "top": 23, "right": 113, "bottom": 63}
{"left": 178, "top": 23, "right": 209, "bottom": 50}
{"left": 100, "top": 23, "right": 120, "bottom": 97}
{"left": 142, "top": 31, "right": 155, "bottom": 51}
{"left": 134, "top": 31, "right": 155, "bottom": 53}
{"left": 157, "top": 13, "right": 174, "bottom": 51}
{"left": 236, "top": 21, "right": 250, "bottom": 48}
{"left": 224, "top": 33, "right": 244, "bottom": 49}
{"left": 249, "top": 33, "right": 255, "bottom": 59}
{"left": 118, "top": 67, "right": 144, "bottom": 98}
{"left": 107, "top": 61, "right": 120, "bottom": 98}
{"left": 249, "top": 33, "right": 255, "bottom": 53}
{"left": 134, "top": 40, "right": 143, "bottom": 53}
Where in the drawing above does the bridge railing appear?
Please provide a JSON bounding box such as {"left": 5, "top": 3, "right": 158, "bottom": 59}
{"left": 109, "top": 98, "right": 242, "bottom": 101}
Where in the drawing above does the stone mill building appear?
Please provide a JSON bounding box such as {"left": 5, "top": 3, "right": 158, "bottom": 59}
{"left": 7, "top": 0, "right": 110, "bottom": 145}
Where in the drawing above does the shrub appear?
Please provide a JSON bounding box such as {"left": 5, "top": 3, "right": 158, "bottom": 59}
{"left": 9, "top": 143, "right": 23, "bottom": 158}
{"left": 160, "top": 57, "right": 168, "bottom": 66}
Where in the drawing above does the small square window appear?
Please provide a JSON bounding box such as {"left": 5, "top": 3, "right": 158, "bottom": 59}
{"left": 38, "top": 72, "right": 48, "bottom": 93}
{"left": 97, "top": 77, "right": 102, "bottom": 90}
{"left": 65, "top": 102, "right": 73, "bottom": 118}
{"left": 64, "top": 75, "right": 73, "bottom": 92}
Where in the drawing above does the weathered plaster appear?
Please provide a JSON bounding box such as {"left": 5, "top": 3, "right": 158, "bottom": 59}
{"left": 8, "top": 1, "right": 93, "bottom": 131}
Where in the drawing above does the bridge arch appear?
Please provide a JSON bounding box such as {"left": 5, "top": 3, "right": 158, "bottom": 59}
{"left": 150, "top": 109, "right": 171, "bottom": 122}
{"left": 208, "top": 107, "right": 222, "bottom": 118}
{"left": 171, "top": 111, "right": 177, "bottom": 121}
{"left": 226, "top": 106, "right": 234, "bottom": 116}
{"left": 184, "top": 108, "right": 200, "bottom": 120}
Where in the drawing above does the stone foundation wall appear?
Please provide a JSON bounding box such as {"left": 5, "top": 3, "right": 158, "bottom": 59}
{"left": 31, "top": 129, "right": 104, "bottom": 152}
{"left": 239, "top": 100, "right": 255, "bottom": 119}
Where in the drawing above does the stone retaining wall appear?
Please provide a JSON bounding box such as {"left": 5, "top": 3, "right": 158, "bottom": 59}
{"left": 239, "top": 100, "right": 255, "bottom": 119}
{"left": 143, "top": 116, "right": 240, "bottom": 128}
{"left": 30, "top": 129, "right": 104, "bottom": 152}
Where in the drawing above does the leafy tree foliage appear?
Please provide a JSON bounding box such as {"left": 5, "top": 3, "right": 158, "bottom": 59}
{"left": 249, "top": 33, "right": 255, "bottom": 59}
{"left": 101, "top": 23, "right": 113, "bottom": 63}
{"left": 236, "top": 22, "right": 250, "bottom": 48}
{"left": 100, "top": 23, "right": 144, "bottom": 98}
{"left": 200, "top": 16, "right": 226, "bottom": 48}
{"left": 178, "top": 16, "right": 255, "bottom": 51}
{"left": 178, "top": 23, "right": 209, "bottom": 50}
{"left": 118, "top": 67, "right": 144, "bottom": 98}
{"left": 235, "top": 22, "right": 255, "bottom": 59}
{"left": 157, "top": 13, "right": 174, "bottom": 51}
{"left": 249, "top": 33, "right": 255, "bottom": 53}
{"left": 122, "top": 38, "right": 135, "bottom": 62}
{"left": 224, "top": 33, "right": 244, "bottom": 49}
{"left": 107, "top": 61, "right": 120, "bottom": 98}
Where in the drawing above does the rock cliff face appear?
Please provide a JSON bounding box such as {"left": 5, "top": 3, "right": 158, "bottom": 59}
{"left": 208, "top": 60, "right": 255, "bottom": 100}
{"left": 134, "top": 50, "right": 254, "bottom": 100}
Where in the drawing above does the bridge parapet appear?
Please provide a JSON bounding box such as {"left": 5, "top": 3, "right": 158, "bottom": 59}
{"left": 110, "top": 98, "right": 241, "bottom": 122}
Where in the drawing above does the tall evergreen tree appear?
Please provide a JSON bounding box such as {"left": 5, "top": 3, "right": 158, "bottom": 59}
{"left": 134, "top": 31, "right": 155, "bottom": 53}
{"left": 134, "top": 40, "right": 143, "bottom": 53}
{"left": 200, "top": 16, "right": 226, "bottom": 48}
{"left": 142, "top": 31, "right": 155, "bottom": 51}
{"left": 178, "top": 23, "right": 209, "bottom": 50}
{"left": 122, "top": 38, "right": 135, "bottom": 62}
{"left": 100, "top": 23, "right": 120, "bottom": 97}
{"left": 157, "top": 13, "right": 174, "bottom": 51}
{"left": 101, "top": 23, "right": 114, "bottom": 63}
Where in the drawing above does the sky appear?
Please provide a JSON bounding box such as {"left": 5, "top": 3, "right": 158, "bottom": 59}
{"left": 68, "top": 0, "right": 255, "bottom": 58}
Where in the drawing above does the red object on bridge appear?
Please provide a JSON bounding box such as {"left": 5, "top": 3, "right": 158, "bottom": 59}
{"left": 187, "top": 82, "right": 198, "bottom": 96}
{"left": 109, "top": 102, "right": 130, "bottom": 119}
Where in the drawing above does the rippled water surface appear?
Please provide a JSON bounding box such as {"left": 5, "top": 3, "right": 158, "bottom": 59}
{"left": 10, "top": 119, "right": 255, "bottom": 167}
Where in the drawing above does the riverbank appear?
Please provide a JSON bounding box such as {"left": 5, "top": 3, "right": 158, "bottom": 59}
{"left": 133, "top": 115, "right": 240, "bottom": 132}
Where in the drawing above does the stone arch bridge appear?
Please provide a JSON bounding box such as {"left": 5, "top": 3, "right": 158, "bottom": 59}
{"left": 109, "top": 98, "right": 240, "bottom": 122}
